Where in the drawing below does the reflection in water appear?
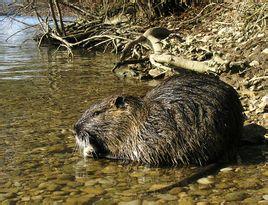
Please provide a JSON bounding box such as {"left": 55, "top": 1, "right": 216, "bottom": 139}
{"left": 0, "top": 17, "right": 267, "bottom": 204}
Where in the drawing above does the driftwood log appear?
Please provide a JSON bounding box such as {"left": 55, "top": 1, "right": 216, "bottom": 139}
{"left": 115, "top": 27, "right": 217, "bottom": 74}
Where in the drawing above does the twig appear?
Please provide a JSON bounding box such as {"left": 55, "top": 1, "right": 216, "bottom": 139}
{"left": 5, "top": 25, "right": 37, "bottom": 42}
{"left": 59, "top": 1, "right": 100, "bottom": 19}
{"left": 172, "top": 3, "right": 217, "bottom": 30}
{"left": 248, "top": 76, "right": 268, "bottom": 83}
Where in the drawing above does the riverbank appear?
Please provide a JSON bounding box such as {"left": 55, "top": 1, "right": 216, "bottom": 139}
{"left": 36, "top": 1, "right": 267, "bottom": 133}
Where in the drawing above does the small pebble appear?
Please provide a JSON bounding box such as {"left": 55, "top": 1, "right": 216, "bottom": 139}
{"left": 263, "top": 195, "right": 268, "bottom": 200}
{"left": 197, "top": 177, "right": 214, "bottom": 185}
{"left": 21, "top": 196, "right": 31, "bottom": 202}
{"left": 196, "top": 202, "right": 209, "bottom": 205}
{"left": 118, "top": 199, "right": 142, "bottom": 205}
{"left": 220, "top": 167, "right": 233, "bottom": 172}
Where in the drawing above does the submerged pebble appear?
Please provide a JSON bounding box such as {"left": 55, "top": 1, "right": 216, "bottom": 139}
{"left": 197, "top": 177, "right": 214, "bottom": 185}
{"left": 118, "top": 199, "right": 142, "bottom": 205}
{"left": 224, "top": 191, "right": 248, "bottom": 201}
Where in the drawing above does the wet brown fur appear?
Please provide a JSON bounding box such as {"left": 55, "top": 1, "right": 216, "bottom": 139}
{"left": 75, "top": 72, "right": 244, "bottom": 166}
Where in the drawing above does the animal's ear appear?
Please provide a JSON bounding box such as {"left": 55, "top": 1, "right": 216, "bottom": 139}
{"left": 114, "top": 96, "right": 125, "bottom": 108}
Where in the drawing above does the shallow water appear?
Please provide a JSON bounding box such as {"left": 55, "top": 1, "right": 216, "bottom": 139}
{"left": 0, "top": 16, "right": 267, "bottom": 204}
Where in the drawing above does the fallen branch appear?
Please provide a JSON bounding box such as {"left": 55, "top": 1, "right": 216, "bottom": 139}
{"left": 117, "top": 27, "right": 218, "bottom": 75}
{"left": 150, "top": 54, "right": 217, "bottom": 73}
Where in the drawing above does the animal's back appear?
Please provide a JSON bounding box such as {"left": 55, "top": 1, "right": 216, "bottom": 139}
{"left": 141, "top": 72, "right": 244, "bottom": 165}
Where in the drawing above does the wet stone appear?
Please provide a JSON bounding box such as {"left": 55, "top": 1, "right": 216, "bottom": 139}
{"left": 178, "top": 197, "right": 195, "bottom": 205}
{"left": 237, "top": 178, "right": 261, "bottom": 189}
{"left": 82, "top": 187, "right": 106, "bottom": 196}
{"left": 13, "top": 182, "right": 21, "bottom": 187}
{"left": 21, "top": 196, "right": 31, "bottom": 201}
{"left": 118, "top": 199, "right": 142, "bottom": 205}
{"left": 121, "top": 190, "right": 137, "bottom": 197}
{"left": 156, "top": 194, "right": 177, "bottom": 201}
{"left": 31, "top": 195, "right": 43, "bottom": 201}
{"left": 220, "top": 167, "right": 233, "bottom": 172}
{"left": 47, "top": 184, "right": 61, "bottom": 191}
{"left": 190, "top": 189, "right": 211, "bottom": 196}
{"left": 52, "top": 191, "right": 68, "bottom": 196}
{"left": 1, "top": 199, "right": 17, "bottom": 205}
{"left": 67, "top": 181, "right": 84, "bottom": 188}
{"left": 263, "top": 195, "right": 268, "bottom": 200}
{"left": 197, "top": 177, "right": 214, "bottom": 185}
{"left": 243, "top": 197, "right": 258, "bottom": 203}
{"left": 0, "top": 188, "right": 19, "bottom": 193}
{"left": 130, "top": 172, "right": 144, "bottom": 178}
{"left": 262, "top": 171, "right": 268, "bottom": 177}
{"left": 168, "top": 187, "right": 182, "bottom": 195}
{"left": 148, "top": 184, "right": 168, "bottom": 191}
{"left": 142, "top": 200, "right": 159, "bottom": 205}
{"left": 57, "top": 174, "right": 75, "bottom": 181}
{"left": 84, "top": 179, "right": 99, "bottom": 186}
{"left": 38, "top": 182, "right": 50, "bottom": 189}
{"left": 102, "top": 165, "right": 119, "bottom": 174}
{"left": 216, "top": 182, "right": 233, "bottom": 189}
{"left": 224, "top": 191, "right": 248, "bottom": 201}
{"left": 1, "top": 192, "right": 17, "bottom": 199}
{"left": 94, "top": 199, "right": 116, "bottom": 205}
{"left": 196, "top": 202, "right": 209, "bottom": 205}
{"left": 258, "top": 201, "right": 268, "bottom": 205}
{"left": 98, "top": 178, "right": 115, "bottom": 186}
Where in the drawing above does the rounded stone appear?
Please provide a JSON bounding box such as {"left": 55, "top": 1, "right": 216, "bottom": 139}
{"left": 168, "top": 187, "right": 182, "bottom": 195}
{"left": 262, "top": 171, "right": 268, "bottom": 177}
{"left": 263, "top": 195, "right": 268, "bottom": 200}
{"left": 118, "top": 200, "right": 142, "bottom": 205}
{"left": 21, "top": 196, "right": 31, "bottom": 201}
{"left": 197, "top": 177, "right": 214, "bottom": 185}
{"left": 94, "top": 199, "right": 116, "bottom": 205}
{"left": 156, "top": 194, "right": 177, "bottom": 201}
{"left": 224, "top": 191, "right": 247, "bottom": 201}
{"left": 82, "top": 187, "right": 106, "bottom": 196}
{"left": 220, "top": 167, "right": 233, "bottom": 172}
{"left": 1, "top": 199, "right": 17, "bottom": 205}
{"left": 32, "top": 195, "right": 43, "bottom": 201}
{"left": 52, "top": 191, "right": 68, "bottom": 196}
{"left": 196, "top": 202, "right": 209, "bottom": 205}
{"left": 65, "top": 195, "right": 95, "bottom": 205}
{"left": 178, "top": 197, "right": 195, "bottom": 205}
{"left": 148, "top": 184, "right": 168, "bottom": 191}
{"left": 237, "top": 178, "right": 261, "bottom": 189}
{"left": 258, "top": 201, "right": 268, "bottom": 205}
{"left": 13, "top": 182, "right": 21, "bottom": 187}
{"left": 47, "top": 184, "right": 61, "bottom": 191}
{"left": 57, "top": 174, "right": 75, "bottom": 181}
{"left": 102, "top": 165, "right": 118, "bottom": 174}
{"left": 142, "top": 200, "right": 159, "bottom": 205}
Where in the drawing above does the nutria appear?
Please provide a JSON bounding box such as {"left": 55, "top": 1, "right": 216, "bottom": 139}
{"left": 74, "top": 72, "right": 244, "bottom": 166}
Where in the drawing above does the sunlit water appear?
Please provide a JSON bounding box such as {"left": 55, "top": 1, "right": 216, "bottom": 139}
{"left": 0, "top": 16, "right": 267, "bottom": 204}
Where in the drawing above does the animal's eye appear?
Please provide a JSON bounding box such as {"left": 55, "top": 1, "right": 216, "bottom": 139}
{"left": 93, "top": 111, "right": 101, "bottom": 117}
